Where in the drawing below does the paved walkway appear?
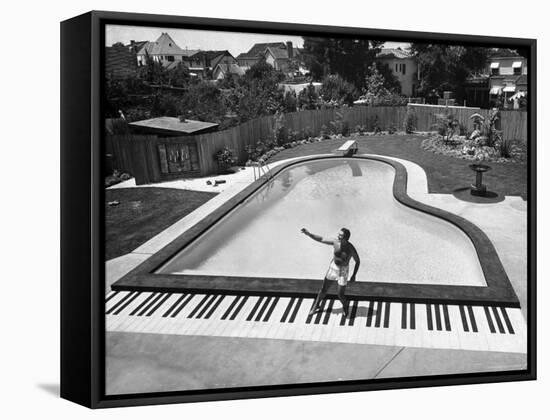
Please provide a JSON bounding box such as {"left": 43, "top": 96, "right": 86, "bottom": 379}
{"left": 105, "top": 153, "right": 527, "bottom": 395}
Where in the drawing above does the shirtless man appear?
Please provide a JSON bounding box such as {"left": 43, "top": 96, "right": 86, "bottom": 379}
{"left": 301, "top": 227, "right": 360, "bottom": 317}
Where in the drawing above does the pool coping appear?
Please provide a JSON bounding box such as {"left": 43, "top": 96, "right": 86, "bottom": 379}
{"left": 112, "top": 155, "right": 520, "bottom": 307}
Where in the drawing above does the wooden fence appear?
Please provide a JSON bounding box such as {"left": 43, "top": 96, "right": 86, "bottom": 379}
{"left": 106, "top": 105, "right": 528, "bottom": 184}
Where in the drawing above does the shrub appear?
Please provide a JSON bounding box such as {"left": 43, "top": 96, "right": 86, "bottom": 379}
{"left": 404, "top": 107, "right": 418, "bottom": 134}
{"left": 214, "top": 146, "right": 236, "bottom": 165}
{"left": 370, "top": 115, "right": 381, "bottom": 133}
{"left": 387, "top": 124, "right": 397, "bottom": 134}
{"left": 498, "top": 139, "right": 513, "bottom": 158}
{"left": 341, "top": 120, "right": 350, "bottom": 137}
{"left": 320, "top": 125, "right": 330, "bottom": 139}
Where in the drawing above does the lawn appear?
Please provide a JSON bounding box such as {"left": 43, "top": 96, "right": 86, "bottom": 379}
{"left": 105, "top": 188, "right": 218, "bottom": 261}
{"left": 268, "top": 134, "right": 528, "bottom": 199}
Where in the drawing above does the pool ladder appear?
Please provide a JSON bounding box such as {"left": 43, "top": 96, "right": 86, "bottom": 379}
{"left": 251, "top": 159, "right": 273, "bottom": 181}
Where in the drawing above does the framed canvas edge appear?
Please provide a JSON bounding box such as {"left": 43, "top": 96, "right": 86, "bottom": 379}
{"left": 60, "top": 10, "right": 537, "bottom": 409}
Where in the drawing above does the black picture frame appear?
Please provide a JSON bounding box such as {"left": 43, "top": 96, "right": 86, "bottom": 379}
{"left": 61, "top": 10, "right": 536, "bottom": 409}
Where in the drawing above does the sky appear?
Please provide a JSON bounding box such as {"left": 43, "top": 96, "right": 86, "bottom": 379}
{"left": 106, "top": 24, "right": 410, "bottom": 55}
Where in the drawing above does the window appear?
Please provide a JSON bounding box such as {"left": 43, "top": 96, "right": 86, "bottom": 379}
{"left": 395, "top": 63, "right": 398, "bottom": 72}
{"left": 402, "top": 63, "right": 406, "bottom": 75}
{"left": 167, "top": 56, "right": 175, "bottom": 62}
{"left": 513, "top": 61, "right": 522, "bottom": 75}
{"left": 490, "top": 62, "right": 500, "bottom": 76}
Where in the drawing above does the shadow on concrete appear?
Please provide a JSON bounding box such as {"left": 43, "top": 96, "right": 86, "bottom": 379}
{"left": 452, "top": 187, "right": 505, "bottom": 204}
{"left": 37, "top": 383, "right": 59, "bottom": 397}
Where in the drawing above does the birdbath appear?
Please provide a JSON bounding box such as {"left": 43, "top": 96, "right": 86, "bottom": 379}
{"left": 469, "top": 163, "right": 491, "bottom": 196}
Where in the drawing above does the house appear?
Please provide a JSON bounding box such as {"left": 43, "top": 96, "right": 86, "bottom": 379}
{"left": 486, "top": 49, "right": 528, "bottom": 108}
{"left": 105, "top": 43, "right": 137, "bottom": 79}
{"left": 236, "top": 42, "right": 286, "bottom": 67}
{"left": 136, "top": 33, "right": 193, "bottom": 67}
{"left": 212, "top": 63, "right": 246, "bottom": 80}
{"left": 375, "top": 48, "right": 418, "bottom": 97}
{"left": 185, "top": 50, "right": 237, "bottom": 79}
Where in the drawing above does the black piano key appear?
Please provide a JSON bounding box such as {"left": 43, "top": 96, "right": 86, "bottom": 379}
{"left": 500, "top": 307, "right": 515, "bottom": 335}
{"left": 254, "top": 297, "right": 272, "bottom": 322}
{"left": 145, "top": 293, "right": 172, "bottom": 317}
{"left": 288, "top": 298, "right": 303, "bottom": 323}
{"left": 246, "top": 296, "right": 265, "bottom": 321}
{"left": 426, "top": 304, "right": 434, "bottom": 331}
{"left": 229, "top": 296, "right": 249, "bottom": 320}
{"left": 106, "top": 291, "right": 135, "bottom": 315}
{"left": 401, "top": 303, "right": 407, "bottom": 329}
{"left": 138, "top": 293, "right": 165, "bottom": 316}
{"left": 434, "top": 304, "right": 442, "bottom": 331}
{"left": 105, "top": 291, "right": 120, "bottom": 303}
{"left": 491, "top": 306, "right": 506, "bottom": 334}
{"left": 348, "top": 300, "right": 359, "bottom": 326}
{"left": 171, "top": 294, "right": 195, "bottom": 318}
{"left": 306, "top": 303, "right": 316, "bottom": 324}
{"left": 196, "top": 295, "right": 218, "bottom": 319}
{"left": 314, "top": 300, "right": 327, "bottom": 324}
{"left": 130, "top": 293, "right": 157, "bottom": 316}
{"left": 459, "top": 305, "right": 469, "bottom": 332}
{"left": 322, "top": 299, "right": 334, "bottom": 325}
{"left": 374, "top": 302, "right": 383, "bottom": 328}
{"left": 187, "top": 295, "right": 210, "bottom": 319}
{"left": 410, "top": 303, "right": 416, "bottom": 330}
{"left": 467, "top": 306, "right": 478, "bottom": 332}
{"left": 442, "top": 305, "right": 451, "bottom": 331}
{"left": 204, "top": 295, "right": 225, "bottom": 319}
{"left": 484, "top": 306, "right": 496, "bottom": 333}
{"left": 280, "top": 297, "right": 296, "bottom": 323}
{"left": 263, "top": 297, "right": 279, "bottom": 322}
{"left": 162, "top": 294, "right": 186, "bottom": 317}
{"left": 383, "top": 301, "right": 391, "bottom": 328}
{"left": 366, "top": 301, "right": 375, "bottom": 327}
{"left": 112, "top": 292, "right": 141, "bottom": 316}
{"left": 221, "top": 296, "right": 242, "bottom": 320}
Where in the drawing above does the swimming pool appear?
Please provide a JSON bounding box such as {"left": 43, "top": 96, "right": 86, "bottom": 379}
{"left": 157, "top": 158, "right": 486, "bottom": 287}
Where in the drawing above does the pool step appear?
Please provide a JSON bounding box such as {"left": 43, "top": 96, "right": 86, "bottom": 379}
{"left": 105, "top": 291, "right": 527, "bottom": 354}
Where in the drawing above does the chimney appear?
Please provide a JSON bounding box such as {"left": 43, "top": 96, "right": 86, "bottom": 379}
{"left": 286, "top": 41, "right": 293, "bottom": 59}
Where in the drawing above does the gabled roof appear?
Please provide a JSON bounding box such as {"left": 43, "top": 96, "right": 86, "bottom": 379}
{"left": 105, "top": 45, "right": 137, "bottom": 79}
{"left": 137, "top": 33, "right": 186, "bottom": 56}
{"left": 265, "top": 46, "right": 290, "bottom": 60}
{"left": 488, "top": 48, "right": 523, "bottom": 59}
{"left": 376, "top": 48, "right": 412, "bottom": 59}
{"left": 210, "top": 51, "right": 236, "bottom": 69}
{"left": 246, "top": 42, "right": 286, "bottom": 57}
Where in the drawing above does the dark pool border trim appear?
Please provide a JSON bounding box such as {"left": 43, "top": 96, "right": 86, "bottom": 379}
{"left": 112, "top": 155, "right": 520, "bottom": 307}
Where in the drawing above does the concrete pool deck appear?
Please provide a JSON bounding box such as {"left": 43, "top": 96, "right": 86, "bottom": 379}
{"left": 105, "top": 153, "right": 528, "bottom": 395}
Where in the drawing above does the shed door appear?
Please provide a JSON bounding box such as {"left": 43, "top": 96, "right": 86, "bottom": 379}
{"left": 159, "top": 143, "right": 200, "bottom": 175}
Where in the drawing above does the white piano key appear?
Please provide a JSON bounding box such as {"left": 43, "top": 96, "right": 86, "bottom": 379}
{"left": 171, "top": 294, "right": 209, "bottom": 336}
{"left": 200, "top": 295, "right": 235, "bottom": 337}
{"left": 258, "top": 297, "right": 291, "bottom": 340}
{"left": 108, "top": 292, "right": 152, "bottom": 332}
{"left": 131, "top": 293, "right": 174, "bottom": 334}
{"left": 226, "top": 296, "right": 262, "bottom": 338}
{"left": 285, "top": 298, "right": 315, "bottom": 341}
{"left": 386, "top": 302, "right": 404, "bottom": 347}
{"left": 471, "top": 306, "right": 494, "bottom": 351}
{"left": 272, "top": 298, "right": 301, "bottom": 340}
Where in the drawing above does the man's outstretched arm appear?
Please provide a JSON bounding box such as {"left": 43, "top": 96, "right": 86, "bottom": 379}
{"left": 301, "top": 228, "right": 333, "bottom": 245}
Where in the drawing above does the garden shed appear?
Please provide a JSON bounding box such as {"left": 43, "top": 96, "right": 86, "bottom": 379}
{"left": 124, "top": 117, "right": 220, "bottom": 183}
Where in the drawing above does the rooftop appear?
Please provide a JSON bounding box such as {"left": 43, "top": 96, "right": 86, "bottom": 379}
{"left": 137, "top": 33, "right": 186, "bottom": 56}
{"left": 129, "top": 117, "right": 219, "bottom": 135}
{"left": 377, "top": 48, "right": 412, "bottom": 59}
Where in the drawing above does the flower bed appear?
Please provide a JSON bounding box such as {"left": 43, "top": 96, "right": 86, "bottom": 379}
{"left": 421, "top": 134, "right": 526, "bottom": 163}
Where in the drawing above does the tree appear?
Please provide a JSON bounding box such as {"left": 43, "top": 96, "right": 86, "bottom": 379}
{"left": 319, "top": 74, "right": 358, "bottom": 106}
{"left": 301, "top": 37, "right": 383, "bottom": 88}
{"left": 409, "top": 43, "right": 490, "bottom": 102}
